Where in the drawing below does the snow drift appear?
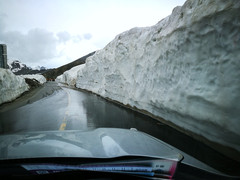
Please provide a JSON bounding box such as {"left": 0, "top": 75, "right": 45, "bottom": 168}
{"left": 56, "top": 64, "right": 85, "bottom": 86}
{"left": 21, "top": 74, "right": 46, "bottom": 84}
{"left": 76, "top": 0, "right": 240, "bottom": 156}
{"left": 0, "top": 69, "right": 29, "bottom": 105}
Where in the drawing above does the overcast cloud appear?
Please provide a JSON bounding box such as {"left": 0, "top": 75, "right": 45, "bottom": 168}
{"left": 0, "top": 14, "right": 96, "bottom": 67}
{"left": 57, "top": 31, "right": 71, "bottom": 44}
{"left": 0, "top": 0, "right": 185, "bottom": 68}
{"left": 2, "top": 28, "right": 57, "bottom": 63}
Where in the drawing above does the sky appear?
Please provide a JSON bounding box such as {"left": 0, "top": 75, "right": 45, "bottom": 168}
{"left": 0, "top": 0, "right": 186, "bottom": 68}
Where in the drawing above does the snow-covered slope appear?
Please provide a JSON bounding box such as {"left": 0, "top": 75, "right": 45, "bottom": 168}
{"left": 56, "top": 64, "right": 85, "bottom": 86}
{"left": 32, "top": 66, "right": 46, "bottom": 71}
{"left": 0, "top": 69, "right": 29, "bottom": 105}
{"left": 21, "top": 74, "right": 47, "bottom": 84}
{"left": 76, "top": 0, "right": 240, "bottom": 156}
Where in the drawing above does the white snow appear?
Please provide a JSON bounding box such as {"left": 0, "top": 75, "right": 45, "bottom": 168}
{"left": 56, "top": 64, "right": 85, "bottom": 86}
{"left": 0, "top": 69, "right": 29, "bottom": 105}
{"left": 32, "top": 66, "right": 41, "bottom": 71}
{"left": 7, "top": 62, "right": 12, "bottom": 70}
{"left": 55, "top": 74, "right": 63, "bottom": 83}
{"left": 76, "top": 0, "right": 240, "bottom": 154}
{"left": 32, "top": 66, "right": 46, "bottom": 71}
{"left": 21, "top": 74, "right": 47, "bottom": 84}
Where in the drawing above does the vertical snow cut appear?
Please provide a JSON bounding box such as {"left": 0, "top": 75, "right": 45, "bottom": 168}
{"left": 76, "top": 0, "right": 240, "bottom": 158}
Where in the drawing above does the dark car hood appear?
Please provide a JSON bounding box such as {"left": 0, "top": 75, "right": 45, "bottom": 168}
{"left": 0, "top": 128, "right": 183, "bottom": 161}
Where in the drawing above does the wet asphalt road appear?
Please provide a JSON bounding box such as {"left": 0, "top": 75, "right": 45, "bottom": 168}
{"left": 0, "top": 82, "right": 169, "bottom": 133}
{"left": 0, "top": 82, "right": 239, "bottom": 175}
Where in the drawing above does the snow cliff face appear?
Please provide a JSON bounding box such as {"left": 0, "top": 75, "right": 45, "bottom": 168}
{"left": 56, "top": 64, "right": 85, "bottom": 86}
{"left": 76, "top": 0, "right": 240, "bottom": 154}
{"left": 0, "top": 69, "right": 29, "bottom": 105}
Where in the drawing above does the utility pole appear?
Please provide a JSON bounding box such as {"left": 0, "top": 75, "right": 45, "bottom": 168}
{"left": 0, "top": 44, "right": 7, "bottom": 69}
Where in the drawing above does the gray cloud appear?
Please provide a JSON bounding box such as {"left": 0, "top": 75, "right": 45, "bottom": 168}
{"left": 0, "top": 14, "right": 57, "bottom": 65}
{"left": 83, "top": 33, "right": 92, "bottom": 40}
{"left": 57, "top": 31, "right": 71, "bottom": 44}
{"left": 2, "top": 28, "right": 58, "bottom": 65}
{"left": 0, "top": 15, "right": 58, "bottom": 66}
{"left": 0, "top": 13, "right": 7, "bottom": 32}
{"left": 70, "top": 33, "right": 92, "bottom": 44}
{"left": 72, "top": 35, "right": 82, "bottom": 43}
{"left": 0, "top": 15, "right": 94, "bottom": 67}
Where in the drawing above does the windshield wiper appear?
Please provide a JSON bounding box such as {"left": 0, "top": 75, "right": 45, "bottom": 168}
{"left": 21, "top": 158, "right": 178, "bottom": 179}
{"left": 1, "top": 156, "right": 239, "bottom": 179}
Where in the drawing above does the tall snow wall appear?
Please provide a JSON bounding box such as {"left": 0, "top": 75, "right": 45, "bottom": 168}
{"left": 0, "top": 69, "right": 29, "bottom": 105}
{"left": 56, "top": 64, "right": 85, "bottom": 86}
{"left": 76, "top": 0, "right": 240, "bottom": 158}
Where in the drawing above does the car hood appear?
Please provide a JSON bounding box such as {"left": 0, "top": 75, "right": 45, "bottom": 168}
{"left": 0, "top": 128, "right": 183, "bottom": 161}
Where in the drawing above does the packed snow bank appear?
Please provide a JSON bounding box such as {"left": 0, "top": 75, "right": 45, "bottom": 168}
{"left": 0, "top": 69, "right": 29, "bottom": 105}
{"left": 56, "top": 64, "right": 85, "bottom": 86}
{"left": 55, "top": 74, "right": 63, "bottom": 83}
{"left": 76, "top": 0, "right": 240, "bottom": 155}
{"left": 21, "top": 74, "right": 46, "bottom": 84}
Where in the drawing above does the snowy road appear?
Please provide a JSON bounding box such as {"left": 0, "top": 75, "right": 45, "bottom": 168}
{"left": 0, "top": 82, "right": 239, "bottom": 174}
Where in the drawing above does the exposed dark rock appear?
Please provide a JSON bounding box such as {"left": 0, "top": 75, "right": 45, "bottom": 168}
{"left": 24, "top": 78, "right": 41, "bottom": 89}
{"left": 8, "top": 60, "right": 48, "bottom": 75}
{"left": 42, "top": 51, "right": 95, "bottom": 80}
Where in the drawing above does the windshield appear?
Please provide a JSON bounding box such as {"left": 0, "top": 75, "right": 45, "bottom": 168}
{"left": 0, "top": 0, "right": 240, "bottom": 179}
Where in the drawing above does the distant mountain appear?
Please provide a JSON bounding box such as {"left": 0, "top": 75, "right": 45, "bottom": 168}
{"left": 42, "top": 51, "right": 95, "bottom": 80}
{"left": 8, "top": 60, "right": 47, "bottom": 75}
{"left": 33, "top": 65, "right": 47, "bottom": 71}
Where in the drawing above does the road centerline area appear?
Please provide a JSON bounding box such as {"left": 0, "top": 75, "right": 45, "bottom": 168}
{"left": 59, "top": 88, "right": 71, "bottom": 131}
